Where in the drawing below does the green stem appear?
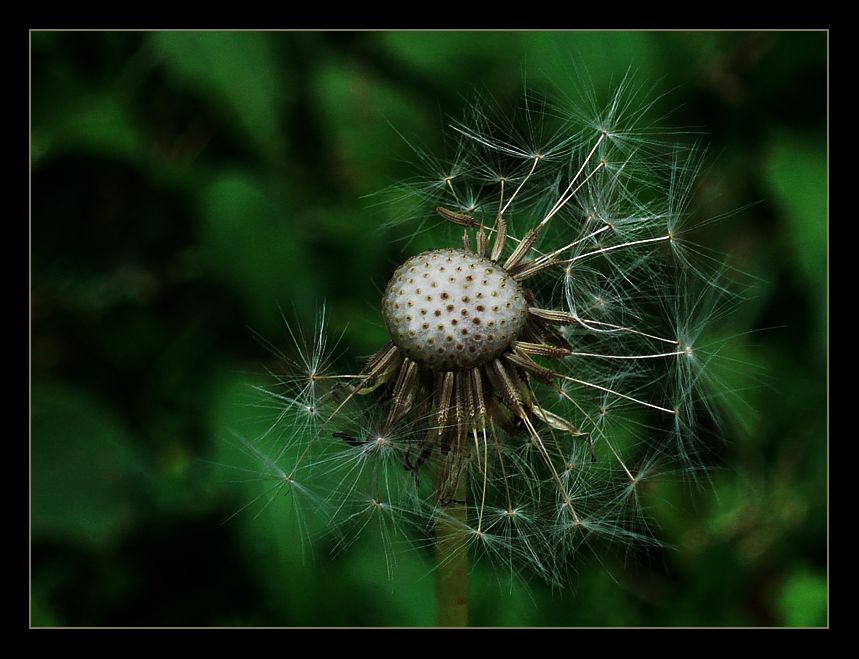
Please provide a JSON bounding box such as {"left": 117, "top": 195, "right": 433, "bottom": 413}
{"left": 434, "top": 468, "right": 469, "bottom": 627}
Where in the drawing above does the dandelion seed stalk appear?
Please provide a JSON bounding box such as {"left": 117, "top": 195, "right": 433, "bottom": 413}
{"left": 434, "top": 467, "right": 469, "bottom": 627}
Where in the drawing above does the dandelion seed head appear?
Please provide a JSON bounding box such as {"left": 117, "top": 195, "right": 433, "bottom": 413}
{"left": 382, "top": 248, "right": 529, "bottom": 370}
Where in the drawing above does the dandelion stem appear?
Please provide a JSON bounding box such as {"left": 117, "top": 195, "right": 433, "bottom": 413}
{"left": 572, "top": 317, "right": 679, "bottom": 345}
{"left": 499, "top": 155, "right": 541, "bottom": 216}
{"left": 538, "top": 159, "right": 605, "bottom": 229}
{"left": 434, "top": 466, "right": 469, "bottom": 627}
{"left": 559, "top": 373, "right": 676, "bottom": 415}
{"left": 567, "top": 350, "right": 686, "bottom": 359}
{"left": 563, "top": 234, "right": 671, "bottom": 264}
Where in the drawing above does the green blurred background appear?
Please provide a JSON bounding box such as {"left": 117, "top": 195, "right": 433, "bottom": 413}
{"left": 30, "top": 31, "right": 827, "bottom": 627}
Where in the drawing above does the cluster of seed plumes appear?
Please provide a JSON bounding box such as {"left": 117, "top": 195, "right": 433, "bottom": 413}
{"left": 262, "top": 82, "right": 727, "bottom": 584}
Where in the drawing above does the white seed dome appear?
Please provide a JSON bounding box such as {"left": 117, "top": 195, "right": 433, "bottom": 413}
{"left": 382, "top": 248, "right": 529, "bottom": 370}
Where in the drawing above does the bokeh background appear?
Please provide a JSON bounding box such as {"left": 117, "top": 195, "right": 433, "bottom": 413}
{"left": 31, "top": 30, "right": 827, "bottom": 627}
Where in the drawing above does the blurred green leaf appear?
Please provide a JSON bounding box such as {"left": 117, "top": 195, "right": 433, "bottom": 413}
{"left": 31, "top": 588, "right": 62, "bottom": 627}
{"left": 331, "top": 543, "right": 436, "bottom": 626}
{"left": 524, "top": 32, "right": 659, "bottom": 93}
{"left": 32, "top": 91, "right": 144, "bottom": 166}
{"left": 764, "top": 130, "right": 827, "bottom": 349}
{"left": 775, "top": 567, "right": 827, "bottom": 627}
{"left": 31, "top": 380, "right": 148, "bottom": 548}
{"left": 554, "top": 569, "right": 640, "bottom": 626}
{"left": 470, "top": 567, "right": 537, "bottom": 626}
{"left": 313, "top": 59, "right": 425, "bottom": 192}
{"left": 383, "top": 32, "right": 523, "bottom": 83}
{"left": 197, "top": 171, "right": 317, "bottom": 331}
{"left": 765, "top": 131, "right": 826, "bottom": 282}
{"left": 151, "top": 32, "right": 287, "bottom": 163}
